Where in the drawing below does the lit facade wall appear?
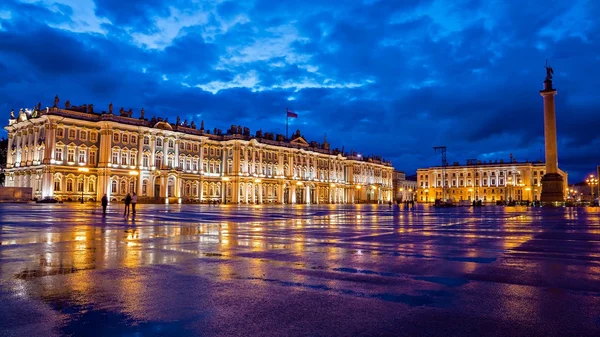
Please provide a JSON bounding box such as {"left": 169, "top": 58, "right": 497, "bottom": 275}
{"left": 416, "top": 162, "right": 568, "bottom": 203}
{"left": 4, "top": 107, "right": 394, "bottom": 204}
{"left": 392, "top": 170, "right": 417, "bottom": 201}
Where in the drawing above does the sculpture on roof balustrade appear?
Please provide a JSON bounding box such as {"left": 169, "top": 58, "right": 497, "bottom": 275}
{"left": 108, "top": 102, "right": 113, "bottom": 114}
{"left": 53, "top": 95, "right": 59, "bottom": 107}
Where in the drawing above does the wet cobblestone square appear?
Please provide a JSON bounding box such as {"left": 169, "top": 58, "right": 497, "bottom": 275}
{"left": 1, "top": 203, "right": 600, "bottom": 336}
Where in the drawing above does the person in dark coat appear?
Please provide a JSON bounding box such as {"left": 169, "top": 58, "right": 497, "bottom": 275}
{"left": 124, "top": 193, "right": 132, "bottom": 216}
{"left": 101, "top": 194, "right": 108, "bottom": 215}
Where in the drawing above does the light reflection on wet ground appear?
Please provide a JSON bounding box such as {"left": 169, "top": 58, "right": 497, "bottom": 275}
{"left": 1, "top": 203, "right": 600, "bottom": 336}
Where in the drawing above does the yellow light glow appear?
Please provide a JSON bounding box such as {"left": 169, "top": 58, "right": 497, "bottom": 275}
{"left": 78, "top": 167, "right": 89, "bottom": 173}
{"left": 254, "top": 179, "right": 261, "bottom": 183}
{"left": 296, "top": 182, "right": 303, "bottom": 186}
{"left": 222, "top": 177, "right": 230, "bottom": 181}
{"left": 330, "top": 183, "right": 335, "bottom": 187}
{"left": 356, "top": 185, "right": 361, "bottom": 189}
{"left": 128, "top": 170, "right": 139, "bottom": 176}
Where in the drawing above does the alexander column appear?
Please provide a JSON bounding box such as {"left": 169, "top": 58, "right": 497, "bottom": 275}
{"left": 540, "top": 61, "right": 564, "bottom": 204}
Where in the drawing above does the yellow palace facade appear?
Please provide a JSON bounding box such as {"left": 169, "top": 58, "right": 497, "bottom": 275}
{"left": 416, "top": 160, "right": 568, "bottom": 203}
{"left": 4, "top": 100, "right": 394, "bottom": 204}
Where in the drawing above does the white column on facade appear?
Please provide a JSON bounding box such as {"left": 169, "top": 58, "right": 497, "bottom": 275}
{"left": 258, "top": 183, "right": 263, "bottom": 204}
{"left": 174, "top": 137, "right": 179, "bottom": 169}
{"left": 150, "top": 135, "right": 156, "bottom": 169}
{"left": 305, "top": 186, "right": 310, "bottom": 204}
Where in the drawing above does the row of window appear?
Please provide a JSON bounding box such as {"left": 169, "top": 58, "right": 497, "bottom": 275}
{"left": 57, "top": 128, "right": 98, "bottom": 142}
{"left": 420, "top": 170, "right": 546, "bottom": 180}
{"left": 55, "top": 148, "right": 97, "bottom": 165}
{"left": 54, "top": 178, "right": 96, "bottom": 193}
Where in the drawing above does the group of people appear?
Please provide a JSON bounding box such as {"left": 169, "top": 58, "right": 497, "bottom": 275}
{"left": 101, "top": 192, "right": 138, "bottom": 216}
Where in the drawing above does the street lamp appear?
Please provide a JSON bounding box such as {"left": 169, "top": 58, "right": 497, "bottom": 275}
{"left": 586, "top": 174, "right": 598, "bottom": 202}
{"left": 77, "top": 167, "right": 89, "bottom": 204}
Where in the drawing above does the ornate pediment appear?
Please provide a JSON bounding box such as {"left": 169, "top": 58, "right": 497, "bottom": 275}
{"left": 290, "top": 136, "right": 309, "bottom": 147}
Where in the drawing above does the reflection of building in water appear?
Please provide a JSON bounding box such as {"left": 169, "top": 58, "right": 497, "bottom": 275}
{"left": 417, "top": 159, "right": 568, "bottom": 203}
{"left": 4, "top": 99, "right": 394, "bottom": 204}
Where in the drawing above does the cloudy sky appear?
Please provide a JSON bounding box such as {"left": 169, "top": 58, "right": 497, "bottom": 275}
{"left": 1, "top": 0, "right": 598, "bottom": 181}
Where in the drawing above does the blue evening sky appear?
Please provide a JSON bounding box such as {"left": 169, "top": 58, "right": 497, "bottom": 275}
{"left": 1, "top": 0, "right": 598, "bottom": 181}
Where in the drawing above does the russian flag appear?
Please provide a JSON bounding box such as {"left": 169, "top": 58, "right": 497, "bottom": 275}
{"left": 286, "top": 108, "right": 298, "bottom": 118}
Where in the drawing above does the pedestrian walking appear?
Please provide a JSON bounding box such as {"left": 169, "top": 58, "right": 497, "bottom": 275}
{"left": 101, "top": 194, "right": 108, "bottom": 215}
{"left": 131, "top": 192, "right": 138, "bottom": 215}
{"left": 124, "top": 193, "right": 132, "bottom": 216}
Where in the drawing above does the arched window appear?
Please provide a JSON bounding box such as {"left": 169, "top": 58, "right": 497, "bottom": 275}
{"left": 88, "top": 179, "right": 96, "bottom": 193}
{"left": 54, "top": 178, "right": 62, "bottom": 191}
{"left": 120, "top": 180, "right": 126, "bottom": 194}
{"left": 185, "top": 184, "right": 191, "bottom": 196}
{"left": 143, "top": 154, "right": 149, "bottom": 168}
{"left": 156, "top": 138, "right": 163, "bottom": 147}
{"left": 66, "top": 179, "right": 74, "bottom": 192}
{"left": 111, "top": 180, "right": 117, "bottom": 193}
{"left": 142, "top": 180, "right": 148, "bottom": 195}
{"left": 167, "top": 179, "right": 174, "bottom": 197}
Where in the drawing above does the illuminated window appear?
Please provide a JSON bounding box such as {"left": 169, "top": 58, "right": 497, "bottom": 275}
{"left": 121, "top": 153, "right": 127, "bottom": 165}
{"left": 77, "top": 180, "right": 84, "bottom": 192}
{"left": 66, "top": 179, "right": 73, "bottom": 192}
{"left": 90, "top": 151, "right": 97, "bottom": 165}
{"left": 143, "top": 154, "right": 149, "bottom": 167}
{"left": 111, "top": 181, "right": 117, "bottom": 193}
{"left": 112, "top": 151, "right": 118, "bottom": 165}
{"left": 130, "top": 154, "right": 137, "bottom": 166}
{"left": 67, "top": 149, "right": 75, "bottom": 162}
{"left": 55, "top": 148, "right": 63, "bottom": 161}
{"left": 79, "top": 150, "right": 86, "bottom": 163}
{"left": 54, "top": 179, "right": 61, "bottom": 191}
{"left": 88, "top": 181, "right": 95, "bottom": 193}
{"left": 80, "top": 131, "right": 87, "bottom": 141}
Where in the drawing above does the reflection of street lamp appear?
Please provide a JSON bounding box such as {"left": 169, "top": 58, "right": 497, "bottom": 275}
{"left": 424, "top": 188, "right": 429, "bottom": 203}
{"left": 78, "top": 167, "right": 89, "bottom": 203}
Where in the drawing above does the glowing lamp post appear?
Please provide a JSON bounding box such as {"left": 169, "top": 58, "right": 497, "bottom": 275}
{"left": 77, "top": 167, "right": 89, "bottom": 204}
{"left": 586, "top": 175, "right": 598, "bottom": 202}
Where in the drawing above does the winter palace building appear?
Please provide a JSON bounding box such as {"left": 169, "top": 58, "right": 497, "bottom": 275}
{"left": 4, "top": 98, "right": 394, "bottom": 204}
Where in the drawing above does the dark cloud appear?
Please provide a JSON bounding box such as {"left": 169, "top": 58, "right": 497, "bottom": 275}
{"left": 0, "top": 0, "right": 598, "bottom": 181}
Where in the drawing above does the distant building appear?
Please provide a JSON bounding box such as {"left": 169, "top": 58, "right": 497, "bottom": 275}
{"left": 416, "top": 159, "right": 568, "bottom": 203}
{"left": 392, "top": 170, "right": 417, "bottom": 201}
{"left": 4, "top": 101, "right": 394, "bottom": 204}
